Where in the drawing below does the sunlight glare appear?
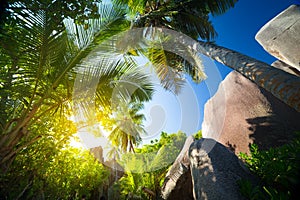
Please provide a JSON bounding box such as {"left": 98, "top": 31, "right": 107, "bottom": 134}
{"left": 69, "top": 135, "right": 86, "bottom": 149}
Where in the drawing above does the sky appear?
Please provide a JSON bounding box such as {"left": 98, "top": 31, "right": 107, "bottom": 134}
{"left": 139, "top": 0, "right": 297, "bottom": 144}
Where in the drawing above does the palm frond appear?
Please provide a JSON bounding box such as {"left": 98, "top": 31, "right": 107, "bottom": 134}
{"left": 109, "top": 126, "right": 129, "bottom": 152}
{"left": 112, "top": 0, "right": 149, "bottom": 15}
{"left": 107, "top": 101, "right": 146, "bottom": 153}
{"left": 0, "top": 1, "right": 130, "bottom": 131}
{"left": 171, "top": 12, "right": 217, "bottom": 41}
{"left": 57, "top": 2, "right": 129, "bottom": 86}
{"left": 0, "top": 8, "right": 66, "bottom": 125}
{"left": 147, "top": 47, "right": 186, "bottom": 94}
{"left": 202, "top": 0, "right": 237, "bottom": 16}
{"left": 136, "top": 28, "right": 206, "bottom": 92}
{"left": 73, "top": 50, "right": 153, "bottom": 123}
{"left": 41, "top": 1, "right": 131, "bottom": 118}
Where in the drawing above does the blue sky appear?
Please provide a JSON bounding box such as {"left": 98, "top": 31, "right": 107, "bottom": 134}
{"left": 140, "top": 0, "right": 296, "bottom": 143}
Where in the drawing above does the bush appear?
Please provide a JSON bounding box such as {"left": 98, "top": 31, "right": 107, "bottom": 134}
{"left": 239, "top": 132, "right": 300, "bottom": 200}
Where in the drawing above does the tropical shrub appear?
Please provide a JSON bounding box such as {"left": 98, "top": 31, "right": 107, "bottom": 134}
{"left": 239, "top": 132, "right": 300, "bottom": 200}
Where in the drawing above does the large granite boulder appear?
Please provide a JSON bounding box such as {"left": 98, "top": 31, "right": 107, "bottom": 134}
{"left": 189, "top": 138, "right": 257, "bottom": 200}
{"left": 202, "top": 71, "right": 300, "bottom": 154}
{"left": 271, "top": 60, "right": 300, "bottom": 76}
{"left": 255, "top": 5, "right": 300, "bottom": 71}
{"left": 161, "top": 136, "right": 195, "bottom": 200}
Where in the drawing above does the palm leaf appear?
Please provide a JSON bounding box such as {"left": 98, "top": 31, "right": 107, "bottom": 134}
{"left": 201, "top": 0, "right": 237, "bottom": 16}
{"left": 126, "top": 28, "right": 206, "bottom": 92}
{"left": 72, "top": 50, "right": 153, "bottom": 122}
{"left": 172, "top": 11, "right": 217, "bottom": 41}
{"left": 0, "top": 8, "right": 66, "bottom": 126}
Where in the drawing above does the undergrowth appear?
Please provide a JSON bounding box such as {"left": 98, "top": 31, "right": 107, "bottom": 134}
{"left": 238, "top": 132, "right": 300, "bottom": 200}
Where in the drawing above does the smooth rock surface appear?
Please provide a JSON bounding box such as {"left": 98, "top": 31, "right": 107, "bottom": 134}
{"left": 202, "top": 71, "right": 300, "bottom": 155}
{"left": 189, "top": 138, "right": 257, "bottom": 200}
{"left": 255, "top": 5, "right": 300, "bottom": 71}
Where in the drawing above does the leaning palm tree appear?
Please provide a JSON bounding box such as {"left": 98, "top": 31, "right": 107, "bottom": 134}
{"left": 113, "top": 0, "right": 300, "bottom": 112}
{"left": 0, "top": 1, "right": 153, "bottom": 172}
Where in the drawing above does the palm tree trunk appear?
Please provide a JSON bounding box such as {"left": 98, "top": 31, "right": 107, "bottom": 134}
{"left": 192, "top": 41, "right": 300, "bottom": 112}
{"left": 129, "top": 139, "right": 136, "bottom": 153}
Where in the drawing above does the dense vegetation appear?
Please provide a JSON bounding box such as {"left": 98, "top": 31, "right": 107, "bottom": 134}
{"left": 108, "top": 131, "right": 188, "bottom": 199}
{"left": 239, "top": 132, "right": 300, "bottom": 200}
{"left": 0, "top": 113, "right": 108, "bottom": 199}
{"left": 0, "top": 129, "right": 195, "bottom": 199}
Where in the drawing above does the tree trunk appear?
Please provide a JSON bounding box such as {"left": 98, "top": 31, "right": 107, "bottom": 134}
{"left": 193, "top": 41, "right": 300, "bottom": 112}
{"left": 0, "top": 103, "right": 42, "bottom": 173}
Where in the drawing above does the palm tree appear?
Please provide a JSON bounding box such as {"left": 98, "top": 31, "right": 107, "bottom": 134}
{"left": 108, "top": 102, "right": 146, "bottom": 153}
{"left": 0, "top": 1, "right": 153, "bottom": 172}
{"left": 112, "top": 0, "right": 300, "bottom": 112}
{"left": 112, "top": 0, "right": 237, "bottom": 94}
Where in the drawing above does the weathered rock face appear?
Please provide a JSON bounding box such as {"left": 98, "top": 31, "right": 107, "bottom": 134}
{"left": 90, "top": 146, "right": 104, "bottom": 163}
{"left": 271, "top": 60, "right": 300, "bottom": 76}
{"left": 202, "top": 71, "right": 300, "bottom": 155}
{"left": 161, "top": 136, "right": 194, "bottom": 200}
{"left": 255, "top": 5, "right": 300, "bottom": 71}
{"left": 189, "top": 138, "right": 257, "bottom": 200}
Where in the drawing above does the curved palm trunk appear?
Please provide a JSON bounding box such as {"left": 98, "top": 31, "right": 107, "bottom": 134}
{"left": 194, "top": 41, "right": 300, "bottom": 112}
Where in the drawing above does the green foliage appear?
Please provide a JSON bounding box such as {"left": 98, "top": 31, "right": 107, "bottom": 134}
{"left": 2, "top": 0, "right": 102, "bottom": 27}
{"left": 110, "top": 131, "right": 187, "bottom": 199}
{"left": 0, "top": 114, "right": 109, "bottom": 199}
{"left": 237, "top": 179, "right": 263, "bottom": 200}
{"left": 239, "top": 132, "right": 300, "bottom": 199}
{"left": 107, "top": 102, "right": 148, "bottom": 154}
{"left": 0, "top": 0, "right": 120, "bottom": 169}
{"left": 111, "top": 0, "right": 237, "bottom": 94}
{"left": 43, "top": 147, "right": 109, "bottom": 199}
{"left": 193, "top": 130, "right": 202, "bottom": 140}
{"left": 114, "top": 0, "right": 237, "bottom": 40}
{"left": 120, "top": 131, "right": 187, "bottom": 173}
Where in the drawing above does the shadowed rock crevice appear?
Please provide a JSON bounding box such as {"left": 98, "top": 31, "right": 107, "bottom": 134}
{"left": 246, "top": 115, "right": 294, "bottom": 150}
{"left": 162, "top": 166, "right": 194, "bottom": 200}
{"left": 161, "top": 136, "right": 194, "bottom": 200}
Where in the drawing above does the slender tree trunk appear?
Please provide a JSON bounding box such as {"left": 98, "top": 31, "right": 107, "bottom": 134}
{"left": 15, "top": 179, "right": 33, "bottom": 200}
{"left": 192, "top": 41, "right": 300, "bottom": 112}
{"left": 129, "top": 140, "right": 135, "bottom": 153}
{"left": 0, "top": 102, "right": 42, "bottom": 173}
